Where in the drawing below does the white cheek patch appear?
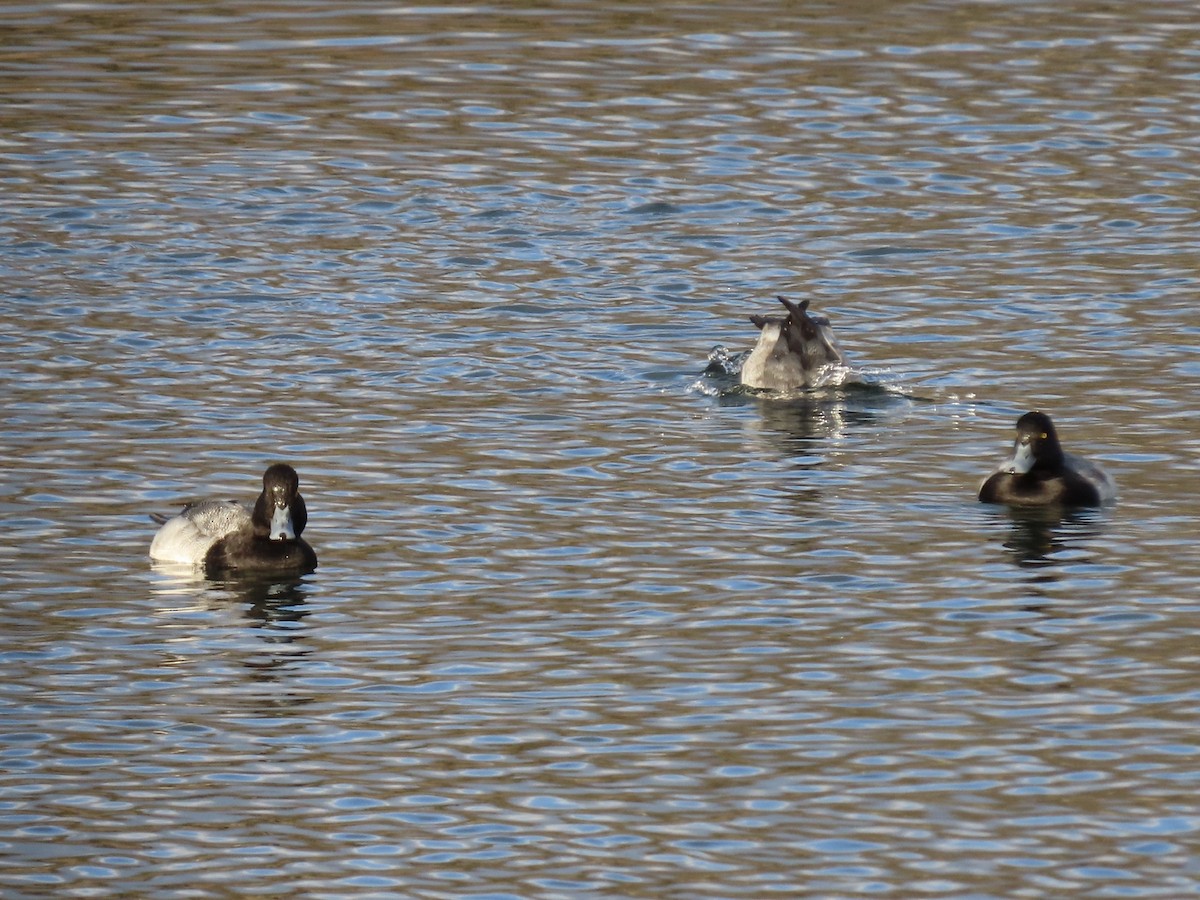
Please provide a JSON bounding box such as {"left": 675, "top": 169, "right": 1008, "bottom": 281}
{"left": 270, "top": 505, "right": 296, "bottom": 541}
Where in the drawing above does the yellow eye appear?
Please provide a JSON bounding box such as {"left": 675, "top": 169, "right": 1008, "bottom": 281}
{"left": 1039, "top": 433, "right": 1047, "bottom": 439}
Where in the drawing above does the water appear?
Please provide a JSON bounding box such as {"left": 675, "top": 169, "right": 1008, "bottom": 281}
{"left": 3, "top": 1, "right": 1200, "bottom": 896}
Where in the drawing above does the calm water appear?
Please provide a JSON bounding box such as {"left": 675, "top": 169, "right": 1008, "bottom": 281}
{"left": 3, "top": 1, "right": 1200, "bottom": 897}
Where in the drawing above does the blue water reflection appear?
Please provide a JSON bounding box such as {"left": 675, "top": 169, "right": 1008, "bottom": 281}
{"left": 4, "top": 0, "right": 1200, "bottom": 897}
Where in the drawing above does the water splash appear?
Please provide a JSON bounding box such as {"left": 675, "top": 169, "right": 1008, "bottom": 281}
{"left": 691, "top": 344, "right": 905, "bottom": 399}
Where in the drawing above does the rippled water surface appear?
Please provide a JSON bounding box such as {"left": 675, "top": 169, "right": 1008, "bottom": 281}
{"left": 4, "top": 1, "right": 1200, "bottom": 897}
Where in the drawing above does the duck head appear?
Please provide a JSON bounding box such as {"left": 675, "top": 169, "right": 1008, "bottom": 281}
{"left": 253, "top": 463, "right": 308, "bottom": 541}
{"left": 1007, "top": 411, "right": 1064, "bottom": 474}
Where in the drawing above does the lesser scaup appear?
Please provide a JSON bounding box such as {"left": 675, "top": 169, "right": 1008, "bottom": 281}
{"left": 740, "top": 296, "right": 846, "bottom": 391}
{"left": 149, "top": 463, "right": 318, "bottom": 575}
{"left": 978, "top": 411, "right": 1115, "bottom": 507}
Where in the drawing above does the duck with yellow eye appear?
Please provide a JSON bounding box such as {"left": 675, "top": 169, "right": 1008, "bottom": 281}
{"left": 978, "top": 411, "right": 1116, "bottom": 507}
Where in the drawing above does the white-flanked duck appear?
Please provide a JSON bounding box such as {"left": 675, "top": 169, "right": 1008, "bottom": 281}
{"left": 150, "top": 463, "right": 318, "bottom": 575}
{"left": 740, "top": 295, "right": 846, "bottom": 391}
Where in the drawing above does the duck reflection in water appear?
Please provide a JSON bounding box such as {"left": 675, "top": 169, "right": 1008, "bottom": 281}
{"left": 149, "top": 565, "right": 313, "bottom": 678}
{"left": 753, "top": 392, "right": 879, "bottom": 451}
{"left": 996, "top": 505, "right": 1105, "bottom": 572}
{"left": 223, "top": 574, "right": 311, "bottom": 631}
{"left": 228, "top": 576, "right": 314, "bottom": 680}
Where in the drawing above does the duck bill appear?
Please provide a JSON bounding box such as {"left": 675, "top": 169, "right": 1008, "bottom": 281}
{"left": 269, "top": 504, "right": 297, "bottom": 541}
{"left": 1008, "top": 439, "right": 1036, "bottom": 475}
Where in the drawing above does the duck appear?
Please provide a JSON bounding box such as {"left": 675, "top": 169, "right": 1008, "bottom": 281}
{"left": 740, "top": 295, "right": 846, "bottom": 391}
{"left": 149, "top": 463, "right": 318, "bottom": 575}
{"left": 978, "top": 411, "right": 1115, "bottom": 507}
